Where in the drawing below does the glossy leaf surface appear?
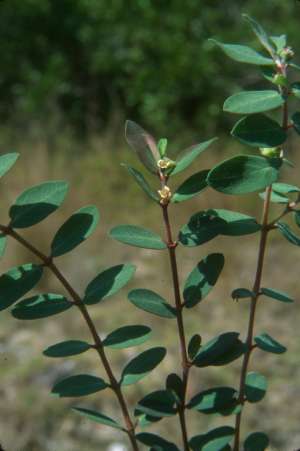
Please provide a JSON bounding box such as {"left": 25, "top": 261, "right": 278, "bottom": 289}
{"left": 171, "top": 170, "right": 209, "bottom": 203}
{"left": 103, "top": 325, "right": 152, "bottom": 349}
{"left": 231, "top": 114, "right": 286, "bottom": 147}
{"left": 245, "top": 372, "right": 267, "bottom": 403}
{"left": 9, "top": 181, "right": 68, "bottom": 228}
{"left": 84, "top": 264, "right": 136, "bottom": 305}
{"left": 121, "top": 347, "right": 166, "bottom": 386}
{"left": 110, "top": 225, "right": 166, "bottom": 249}
{"left": 43, "top": 340, "right": 91, "bottom": 358}
{"left": 128, "top": 289, "right": 176, "bottom": 318}
{"left": 183, "top": 253, "right": 224, "bottom": 308}
{"left": 12, "top": 293, "right": 73, "bottom": 319}
{"left": 51, "top": 205, "right": 99, "bottom": 257}
{"left": 0, "top": 263, "right": 43, "bottom": 311}
{"left": 207, "top": 155, "right": 281, "bottom": 195}
{"left": 224, "top": 91, "right": 283, "bottom": 114}
{"left": 52, "top": 374, "right": 108, "bottom": 397}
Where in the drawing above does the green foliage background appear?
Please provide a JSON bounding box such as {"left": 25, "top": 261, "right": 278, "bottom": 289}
{"left": 1, "top": 0, "right": 299, "bottom": 136}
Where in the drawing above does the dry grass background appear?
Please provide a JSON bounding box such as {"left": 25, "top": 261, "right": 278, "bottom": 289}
{"left": 0, "top": 132, "right": 299, "bottom": 451}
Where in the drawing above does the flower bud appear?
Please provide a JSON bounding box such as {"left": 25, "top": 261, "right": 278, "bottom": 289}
{"left": 158, "top": 186, "right": 172, "bottom": 205}
{"left": 157, "top": 158, "right": 176, "bottom": 170}
{"left": 279, "top": 46, "right": 294, "bottom": 61}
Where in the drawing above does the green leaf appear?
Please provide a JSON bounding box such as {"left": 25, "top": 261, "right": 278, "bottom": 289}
{"left": 136, "top": 432, "right": 180, "bottom": 451}
{"left": 295, "top": 211, "right": 300, "bottom": 228}
{"left": 259, "top": 190, "right": 289, "bottom": 204}
{"left": 84, "top": 264, "right": 136, "bottom": 305}
{"left": 110, "top": 225, "right": 166, "bottom": 250}
{"left": 72, "top": 407, "right": 122, "bottom": 430}
{"left": 224, "top": 90, "right": 283, "bottom": 115}
{"left": 0, "top": 153, "right": 19, "bottom": 178}
{"left": 261, "top": 66, "right": 276, "bottom": 83}
{"left": 292, "top": 82, "right": 300, "bottom": 99}
{"left": 103, "top": 325, "right": 152, "bottom": 349}
{"left": 179, "top": 209, "right": 260, "bottom": 246}
{"left": 261, "top": 287, "right": 294, "bottom": 303}
{"left": 0, "top": 263, "right": 43, "bottom": 311}
{"left": 188, "top": 386, "right": 237, "bottom": 415}
{"left": 136, "top": 390, "right": 177, "bottom": 418}
{"left": 245, "top": 372, "right": 267, "bottom": 403}
{"left": 232, "top": 288, "right": 254, "bottom": 301}
{"left": 272, "top": 182, "right": 300, "bottom": 194}
{"left": 292, "top": 112, "right": 300, "bottom": 135}
{"left": 9, "top": 181, "right": 69, "bottom": 228}
{"left": 52, "top": 374, "right": 108, "bottom": 397}
{"left": 277, "top": 222, "right": 300, "bottom": 246}
{"left": 158, "top": 138, "right": 168, "bottom": 157}
{"left": 183, "top": 253, "right": 224, "bottom": 308}
{"left": 188, "top": 335, "right": 202, "bottom": 361}
{"left": 166, "top": 373, "right": 183, "bottom": 404}
{"left": 270, "top": 35, "right": 287, "bottom": 52}
{"left": 12, "top": 293, "right": 73, "bottom": 319}
{"left": 244, "top": 432, "right": 269, "bottom": 451}
{"left": 50, "top": 205, "right": 99, "bottom": 257}
{"left": 179, "top": 212, "right": 224, "bottom": 246}
{"left": 0, "top": 234, "right": 7, "bottom": 259}
{"left": 122, "top": 164, "right": 159, "bottom": 202}
{"left": 125, "top": 120, "right": 160, "bottom": 174}
{"left": 189, "top": 426, "right": 235, "bottom": 451}
{"left": 121, "top": 347, "right": 166, "bottom": 386}
{"left": 171, "top": 138, "right": 217, "bottom": 176}
{"left": 194, "top": 332, "right": 245, "bottom": 367}
{"left": 43, "top": 340, "right": 91, "bottom": 358}
{"left": 128, "top": 289, "right": 176, "bottom": 319}
{"left": 171, "top": 170, "right": 209, "bottom": 203}
{"left": 231, "top": 114, "right": 287, "bottom": 148}
{"left": 255, "top": 333, "right": 286, "bottom": 354}
{"left": 207, "top": 155, "right": 281, "bottom": 195}
{"left": 243, "top": 14, "right": 275, "bottom": 55}
{"left": 290, "top": 63, "right": 300, "bottom": 71}
{"left": 210, "top": 40, "right": 274, "bottom": 65}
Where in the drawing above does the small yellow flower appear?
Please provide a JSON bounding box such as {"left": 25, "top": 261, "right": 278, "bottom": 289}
{"left": 157, "top": 158, "right": 176, "bottom": 170}
{"left": 158, "top": 186, "right": 172, "bottom": 205}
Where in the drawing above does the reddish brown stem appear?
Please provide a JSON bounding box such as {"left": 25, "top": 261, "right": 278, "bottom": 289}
{"left": 0, "top": 224, "right": 139, "bottom": 451}
{"left": 161, "top": 204, "right": 190, "bottom": 451}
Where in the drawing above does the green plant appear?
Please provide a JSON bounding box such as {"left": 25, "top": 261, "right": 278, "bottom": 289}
{"left": 0, "top": 14, "right": 299, "bottom": 451}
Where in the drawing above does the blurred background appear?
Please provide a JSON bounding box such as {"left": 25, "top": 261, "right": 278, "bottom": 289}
{"left": 0, "top": 1, "right": 300, "bottom": 450}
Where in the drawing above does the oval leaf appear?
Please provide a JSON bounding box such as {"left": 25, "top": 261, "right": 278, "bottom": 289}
{"left": 136, "top": 432, "right": 180, "bottom": 451}
{"left": 232, "top": 288, "right": 254, "bottom": 301}
{"left": 261, "top": 287, "right": 294, "bottom": 303}
{"left": 211, "top": 40, "right": 274, "bottom": 65}
{"left": 12, "top": 293, "right": 73, "bottom": 319}
{"left": 110, "top": 225, "right": 166, "bottom": 250}
{"left": 183, "top": 253, "right": 224, "bottom": 308}
{"left": 172, "top": 138, "right": 217, "bottom": 176}
{"left": 9, "top": 181, "right": 69, "bottom": 228}
{"left": 245, "top": 372, "right": 267, "bottom": 403}
{"left": 122, "top": 164, "right": 159, "bottom": 202}
{"left": 179, "top": 212, "right": 223, "bottom": 247}
{"left": 125, "top": 120, "right": 160, "bottom": 174}
{"left": 277, "top": 222, "right": 300, "bottom": 246}
{"left": 188, "top": 386, "right": 238, "bottom": 415}
{"left": 121, "top": 347, "right": 166, "bottom": 386}
{"left": 194, "top": 332, "right": 245, "bottom": 367}
{"left": 272, "top": 183, "right": 300, "bottom": 194}
{"left": 103, "top": 325, "right": 152, "bottom": 349}
{"left": 0, "top": 263, "right": 43, "bottom": 311}
{"left": 43, "top": 340, "right": 91, "bottom": 358}
{"left": 52, "top": 374, "right": 108, "bottom": 397}
{"left": 128, "top": 289, "right": 176, "bottom": 319}
{"left": 224, "top": 90, "right": 284, "bottom": 115}
{"left": 189, "top": 426, "right": 235, "bottom": 451}
{"left": 171, "top": 170, "right": 209, "bottom": 203}
{"left": 73, "top": 407, "right": 122, "bottom": 430}
{"left": 254, "top": 333, "right": 286, "bottom": 354}
{"left": 244, "top": 432, "right": 269, "bottom": 451}
{"left": 207, "top": 155, "right": 281, "bottom": 195}
{"left": 137, "top": 390, "right": 177, "bottom": 418}
{"left": 84, "top": 264, "right": 136, "bottom": 305}
{"left": 188, "top": 335, "right": 202, "bottom": 361}
{"left": 231, "top": 114, "right": 287, "bottom": 148}
{"left": 51, "top": 205, "right": 99, "bottom": 257}
{"left": 0, "top": 153, "right": 19, "bottom": 178}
